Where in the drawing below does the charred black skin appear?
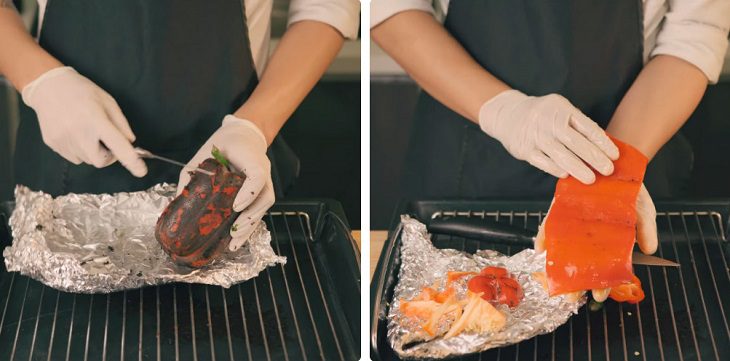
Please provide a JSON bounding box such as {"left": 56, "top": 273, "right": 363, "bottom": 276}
{"left": 155, "top": 158, "right": 245, "bottom": 268}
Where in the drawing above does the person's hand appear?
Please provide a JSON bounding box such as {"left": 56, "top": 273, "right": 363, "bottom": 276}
{"left": 21, "top": 66, "right": 147, "bottom": 177}
{"left": 479, "top": 90, "right": 619, "bottom": 184}
{"left": 535, "top": 183, "right": 658, "bottom": 301}
{"left": 177, "top": 115, "right": 274, "bottom": 251}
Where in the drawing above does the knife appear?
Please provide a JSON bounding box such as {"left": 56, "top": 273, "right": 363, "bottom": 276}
{"left": 134, "top": 148, "right": 214, "bottom": 176}
{"left": 427, "top": 216, "right": 679, "bottom": 267}
{"left": 630, "top": 252, "right": 680, "bottom": 267}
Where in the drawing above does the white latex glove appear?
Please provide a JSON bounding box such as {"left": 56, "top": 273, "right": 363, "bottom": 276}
{"left": 535, "top": 183, "right": 658, "bottom": 301}
{"left": 479, "top": 90, "right": 619, "bottom": 184}
{"left": 177, "top": 115, "right": 274, "bottom": 251}
{"left": 21, "top": 67, "right": 147, "bottom": 177}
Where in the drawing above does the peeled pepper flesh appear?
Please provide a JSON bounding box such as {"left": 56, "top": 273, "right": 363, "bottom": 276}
{"left": 545, "top": 137, "right": 648, "bottom": 296}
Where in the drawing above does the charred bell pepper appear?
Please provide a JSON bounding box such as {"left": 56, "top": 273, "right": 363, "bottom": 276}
{"left": 155, "top": 149, "right": 245, "bottom": 268}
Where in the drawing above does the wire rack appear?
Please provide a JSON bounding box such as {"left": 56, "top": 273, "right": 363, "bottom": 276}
{"left": 0, "top": 208, "right": 358, "bottom": 361}
{"left": 372, "top": 204, "right": 730, "bottom": 361}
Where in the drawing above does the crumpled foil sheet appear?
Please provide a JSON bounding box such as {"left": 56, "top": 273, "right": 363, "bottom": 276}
{"left": 3, "top": 185, "right": 286, "bottom": 293}
{"left": 388, "top": 216, "right": 585, "bottom": 359}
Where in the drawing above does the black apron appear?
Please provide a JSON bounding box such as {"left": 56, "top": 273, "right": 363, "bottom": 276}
{"left": 14, "top": 0, "right": 298, "bottom": 197}
{"left": 402, "top": 0, "right": 692, "bottom": 199}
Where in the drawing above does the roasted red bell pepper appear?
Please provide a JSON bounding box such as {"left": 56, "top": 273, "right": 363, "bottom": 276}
{"left": 545, "top": 137, "right": 648, "bottom": 297}
{"left": 155, "top": 152, "right": 245, "bottom": 268}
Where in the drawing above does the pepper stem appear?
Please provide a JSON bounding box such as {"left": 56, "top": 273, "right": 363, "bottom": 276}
{"left": 211, "top": 146, "right": 231, "bottom": 170}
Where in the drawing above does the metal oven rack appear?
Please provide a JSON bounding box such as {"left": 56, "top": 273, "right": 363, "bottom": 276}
{"left": 371, "top": 200, "right": 730, "bottom": 361}
{"left": 0, "top": 200, "right": 360, "bottom": 361}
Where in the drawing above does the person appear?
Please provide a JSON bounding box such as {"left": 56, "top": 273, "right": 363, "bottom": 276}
{"left": 371, "top": 0, "right": 729, "bottom": 300}
{"left": 0, "top": 0, "right": 359, "bottom": 250}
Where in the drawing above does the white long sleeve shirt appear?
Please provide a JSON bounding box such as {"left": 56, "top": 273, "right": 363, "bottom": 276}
{"left": 36, "top": 0, "right": 360, "bottom": 76}
{"left": 372, "top": 0, "right": 730, "bottom": 83}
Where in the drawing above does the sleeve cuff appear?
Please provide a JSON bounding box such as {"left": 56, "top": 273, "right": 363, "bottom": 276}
{"left": 651, "top": 20, "right": 730, "bottom": 84}
{"left": 287, "top": 1, "right": 360, "bottom": 39}
{"left": 371, "top": 0, "right": 434, "bottom": 28}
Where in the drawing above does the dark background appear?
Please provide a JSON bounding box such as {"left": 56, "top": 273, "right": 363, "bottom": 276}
{"left": 281, "top": 81, "right": 361, "bottom": 227}
{"left": 371, "top": 76, "right": 730, "bottom": 229}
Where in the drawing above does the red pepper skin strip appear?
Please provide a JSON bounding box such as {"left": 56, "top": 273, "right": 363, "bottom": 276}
{"left": 447, "top": 271, "right": 476, "bottom": 284}
{"left": 467, "top": 266, "right": 523, "bottom": 308}
{"left": 468, "top": 276, "right": 497, "bottom": 301}
{"left": 609, "top": 275, "right": 645, "bottom": 303}
{"left": 545, "top": 137, "right": 648, "bottom": 296}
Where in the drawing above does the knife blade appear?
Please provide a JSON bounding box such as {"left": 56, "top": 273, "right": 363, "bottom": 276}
{"left": 631, "top": 252, "right": 680, "bottom": 267}
{"left": 134, "top": 148, "right": 214, "bottom": 176}
{"left": 426, "top": 216, "right": 679, "bottom": 267}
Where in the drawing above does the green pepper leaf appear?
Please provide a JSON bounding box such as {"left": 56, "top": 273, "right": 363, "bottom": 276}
{"left": 211, "top": 146, "right": 230, "bottom": 169}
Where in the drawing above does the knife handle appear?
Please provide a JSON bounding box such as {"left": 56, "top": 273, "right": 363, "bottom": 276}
{"left": 427, "top": 217, "right": 536, "bottom": 246}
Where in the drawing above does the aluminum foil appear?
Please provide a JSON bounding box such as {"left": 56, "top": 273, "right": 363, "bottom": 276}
{"left": 388, "top": 216, "right": 585, "bottom": 359}
{"left": 3, "top": 185, "right": 286, "bottom": 293}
